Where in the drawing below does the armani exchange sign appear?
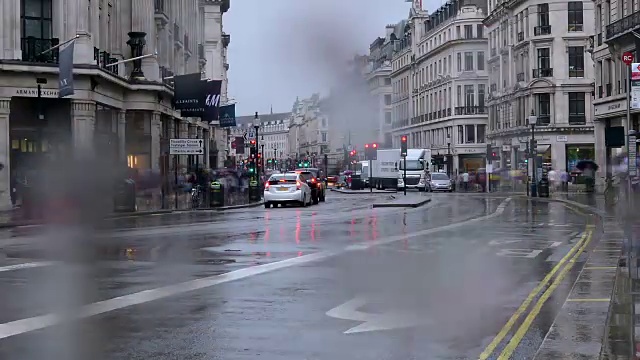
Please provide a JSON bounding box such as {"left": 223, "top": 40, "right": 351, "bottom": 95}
{"left": 173, "top": 74, "right": 222, "bottom": 122}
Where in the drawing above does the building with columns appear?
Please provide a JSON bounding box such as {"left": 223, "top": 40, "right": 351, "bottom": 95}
{"left": 389, "top": 1, "right": 489, "bottom": 174}
{"left": 483, "top": 0, "right": 595, "bottom": 173}
{"left": 592, "top": 0, "right": 640, "bottom": 180}
{"left": 364, "top": 35, "right": 394, "bottom": 148}
{"left": 228, "top": 112, "right": 291, "bottom": 167}
{"left": 0, "top": 0, "right": 231, "bottom": 209}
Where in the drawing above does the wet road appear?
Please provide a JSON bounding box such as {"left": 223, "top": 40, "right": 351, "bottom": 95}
{"left": 0, "top": 193, "right": 598, "bottom": 359}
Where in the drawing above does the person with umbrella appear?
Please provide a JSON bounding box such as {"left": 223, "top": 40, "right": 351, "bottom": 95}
{"left": 576, "top": 160, "right": 598, "bottom": 193}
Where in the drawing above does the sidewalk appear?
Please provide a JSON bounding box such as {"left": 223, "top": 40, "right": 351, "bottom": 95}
{"left": 0, "top": 200, "right": 263, "bottom": 228}
{"left": 530, "top": 193, "right": 632, "bottom": 359}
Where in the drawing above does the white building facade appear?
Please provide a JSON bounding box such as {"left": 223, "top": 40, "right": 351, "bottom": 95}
{"left": 229, "top": 112, "right": 290, "bottom": 167}
{"left": 0, "top": 0, "right": 231, "bottom": 209}
{"left": 484, "top": 0, "right": 596, "bottom": 173}
{"left": 592, "top": 0, "right": 640, "bottom": 180}
{"left": 287, "top": 94, "right": 330, "bottom": 164}
{"left": 365, "top": 33, "right": 394, "bottom": 148}
{"left": 391, "top": 1, "right": 490, "bottom": 173}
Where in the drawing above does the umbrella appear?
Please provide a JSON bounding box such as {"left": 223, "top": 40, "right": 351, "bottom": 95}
{"left": 576, "top": 160, "right": 599, "bottom": 172}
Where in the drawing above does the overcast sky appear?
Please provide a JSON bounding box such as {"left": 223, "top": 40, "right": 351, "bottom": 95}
{"left": 224, "top": 0, "right": 441, "bottom": 116}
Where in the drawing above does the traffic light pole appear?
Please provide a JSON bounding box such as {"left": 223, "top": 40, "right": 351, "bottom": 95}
{"left": 254, "top": 113, "right": 260, "bottom": 186}
{"left": 403, "top": 156, "right": 407, "bottom": 196}
{"left": 369, "top": 159, "right": 373, "bottom": 193}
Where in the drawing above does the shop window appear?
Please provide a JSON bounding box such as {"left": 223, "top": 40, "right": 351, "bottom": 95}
{"left": 566, "top": 145, "right": 594, "bottom": 173}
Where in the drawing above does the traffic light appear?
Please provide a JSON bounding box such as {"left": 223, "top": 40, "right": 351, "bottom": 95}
{"left": 250, "top": 146, "right": 257, "bottom": 157}
{"left": 400, "top": 135, "right": 407, "bottom": 157}
{"left": 257, "top": 152, "right": 262, "bottom": 159}
{"left": 364, "top": 143, "right": 378, "bottom": 160}
{"left": 486, "top": 144, "right": 492, "bottom": 160}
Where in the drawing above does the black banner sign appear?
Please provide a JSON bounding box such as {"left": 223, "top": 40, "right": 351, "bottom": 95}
{"left": 218, "top": 104, "right": 236, "bottom": 127}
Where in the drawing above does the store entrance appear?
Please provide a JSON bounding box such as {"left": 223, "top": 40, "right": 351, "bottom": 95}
{"left": 9, "top": 96, "right": 71, "bottom": 185}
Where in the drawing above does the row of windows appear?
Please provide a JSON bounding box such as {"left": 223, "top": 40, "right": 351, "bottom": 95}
{"left": 489, "top": 92, "right": 586, "bottom": 131}
{"left": 417, "top": 23, "right": 485, "bottom": 58}
{"left": 400, "top": 124, "right": 487, "bottom": 148}
{"left": 488, "top": 2, "right": 584, "bottom": 52}
{"left": 489, "top": 45, "right": 586, "bottom": 91}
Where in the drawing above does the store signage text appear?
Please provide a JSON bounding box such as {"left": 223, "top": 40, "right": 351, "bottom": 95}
{"left": 14, "top": 88, "right": 59, "bottom": 97}
{"left": 595, "top": 99, "right": 626, "bottom": 116}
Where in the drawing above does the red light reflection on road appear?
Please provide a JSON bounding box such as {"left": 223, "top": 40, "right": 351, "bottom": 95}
{"left": 369, "top": 211, "right": 378, "bottom": 241}
{"left": 266, "top": 251, "right": 271, "bottom": 257}
{"left": 295, "top": 212, "right": 301, "bottom": 244}
{"left": 310, "top": 213, "right": 316, "bottom": 242}
{"left": 349, "top": 216, "right": 356, "bottom": 239}
{"left": 249, "top": 232, "right": 257, "bottom": 244}
{"left": 298, "top": 251, "right": 303, "bottom": 257}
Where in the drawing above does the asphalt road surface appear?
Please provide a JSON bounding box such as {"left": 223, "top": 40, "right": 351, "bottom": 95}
{"left": 0, "top": 192, "right": 597, "bottom": 359}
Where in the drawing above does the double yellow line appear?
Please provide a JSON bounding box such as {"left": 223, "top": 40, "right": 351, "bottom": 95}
{"left": 479, "top": 225, "right": 595, "bottom": 360}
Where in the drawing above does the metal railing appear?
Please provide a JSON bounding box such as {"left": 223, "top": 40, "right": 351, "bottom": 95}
{"left": 454, "top": 106, "right": 487, "bottom": 115}
{"left": 21, "top": 37, "right": 59, "bottom": 64}
{"left": 534, "top": 25, "right": 552, "bottom": 36}
{"left": 533, "top": 68, "right": 553, "bottom": 78}
{"left": 606, "top": 10, "right": 640, "bottom": 41}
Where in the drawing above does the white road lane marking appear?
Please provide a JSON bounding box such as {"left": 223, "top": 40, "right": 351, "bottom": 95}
{"left": 0, "top": 198, "right": 513, "bottom": 340}
{"left": 0, "top": 262, "right": 56, "bottom": 273}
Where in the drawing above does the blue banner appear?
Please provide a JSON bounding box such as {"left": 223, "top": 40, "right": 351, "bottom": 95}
{"left": 219, "top": 104, "right": 236, "bottom": 127}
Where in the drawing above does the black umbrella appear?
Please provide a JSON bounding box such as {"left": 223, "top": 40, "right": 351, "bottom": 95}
{"left": 576, "top": 160, "right": 599, "bottom": 172}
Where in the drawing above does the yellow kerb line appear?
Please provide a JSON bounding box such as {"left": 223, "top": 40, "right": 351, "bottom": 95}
{"left": 565, "top": 298, "right": 610, "bottom": 302}
{"left": 497, "top": 230, "right": 594, "bottom": 360}
{"left": 478, "top": 228, "right": 590, "bottom": 360}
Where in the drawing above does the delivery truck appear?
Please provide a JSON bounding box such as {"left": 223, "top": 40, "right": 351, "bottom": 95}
{"left": 365, "top": 149, "right": 401, "bottom": 190}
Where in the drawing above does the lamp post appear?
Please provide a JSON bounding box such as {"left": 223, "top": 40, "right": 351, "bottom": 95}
{"left": 528, "top": 110, "right": 538, "bottom": 197}
{"left": 446, "top": 133, "right": 451, "bottom": 177}
{"left": 254, "top": 112, "right": 260, "bottom": 183}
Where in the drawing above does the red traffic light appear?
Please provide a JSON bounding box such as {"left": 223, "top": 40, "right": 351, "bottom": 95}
{"left": 250, "top": 140, "right": 256, "bottom": 145}
{"left": 372, "top": 143, "right": 378, "bottom": 148}
{"left": 401, "top": 136, "right": 407, "bottom": 142}
{"left": 365, "top": 144, "right": 369, "bottom": 148}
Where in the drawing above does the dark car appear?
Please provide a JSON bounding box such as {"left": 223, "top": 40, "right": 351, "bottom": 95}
{"left": 294, "top": 168, "right": 326, "bottom": 204}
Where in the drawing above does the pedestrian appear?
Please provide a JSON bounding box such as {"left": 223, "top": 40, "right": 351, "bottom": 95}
{"left": 462, "top": 170, "right": 469, "bottom": 192}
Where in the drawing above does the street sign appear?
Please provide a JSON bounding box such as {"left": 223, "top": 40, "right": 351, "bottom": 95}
{"left": 169, "top": 138, "right": 204, "bottom": 155}
{"left": 629, "top": 132, "right": 637, "bottom": 176}
{"left": 243, "top": 130, "right": 255, "bottom": 141}
{"left": 623, "top": 52, "right": 635, "bottom": 66}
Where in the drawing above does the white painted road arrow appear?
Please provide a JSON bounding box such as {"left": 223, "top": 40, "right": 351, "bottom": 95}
{"left": 326, "top": 297, "right": 429, "bottom": 334}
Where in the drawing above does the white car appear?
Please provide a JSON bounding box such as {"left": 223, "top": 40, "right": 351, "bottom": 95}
{"left": 264, "top": 173, "right": 312, "bottom": 208}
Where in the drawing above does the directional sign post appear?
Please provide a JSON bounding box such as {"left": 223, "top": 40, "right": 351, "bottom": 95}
{"left": 243, "top": 130, "right": 255, "bottom": 141}
{"left": 169, "top": 138, "right": 204, "bottom": 155}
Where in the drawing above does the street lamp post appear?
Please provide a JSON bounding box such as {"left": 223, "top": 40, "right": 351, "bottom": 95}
{"left": 447, "top": 133, "right": 451, "bottom": 177}
{"left": 254, "top": 112, "right": 260, "bottom": 183}
{"left": 528, "top": 110, "right": 538, "bottom": 197}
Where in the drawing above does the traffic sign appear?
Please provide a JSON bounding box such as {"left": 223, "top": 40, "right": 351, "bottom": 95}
{"left": 169, "top": 138, "right": 204, "bottom": 155}
{"left": 623, "top": 52, "right": 635, "bottom": 66}
{"left": 243, "top": 130, "right": 255, "bottom": 141}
